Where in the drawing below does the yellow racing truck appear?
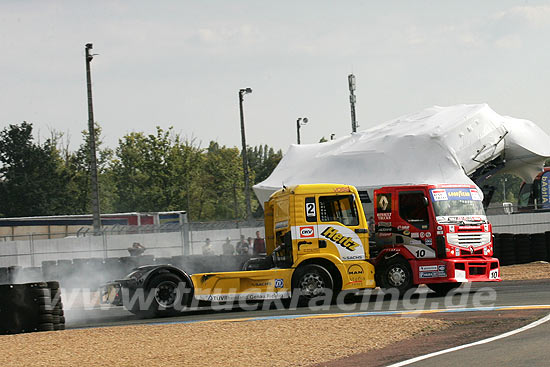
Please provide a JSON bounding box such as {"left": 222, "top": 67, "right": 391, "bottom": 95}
{"left": 101, "top": 184, "right": 376, "bottom": 316}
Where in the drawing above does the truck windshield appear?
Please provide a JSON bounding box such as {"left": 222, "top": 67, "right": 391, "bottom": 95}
{"left": 429, "top": 188, "right": 485, "bottom": 217}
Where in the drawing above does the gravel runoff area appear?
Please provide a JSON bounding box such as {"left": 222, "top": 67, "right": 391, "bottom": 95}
{"left": 500, "top": 261, "right": 550, "bottom": 281}
{"left": 0, "top": 317, "right": 449, "bottom": 367}
{"left": 2, "top": 262, "right": 548, "bottom": 366}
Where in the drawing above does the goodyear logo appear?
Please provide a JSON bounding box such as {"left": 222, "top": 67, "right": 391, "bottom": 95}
{"left": 321, "top": 227, "right": 359, "bottom": 251}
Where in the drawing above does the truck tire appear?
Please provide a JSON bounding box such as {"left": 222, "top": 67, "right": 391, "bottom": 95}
{"left": 379, "top": 257, "right": 415, "bottom": 296}
{"left": 426, "top": 282, "right": 462, "bottom": 296}
{"left": 292, "top": 264, "right": 334, "bottom": 304}
{"left": 130, "top": 273, "right": 188, "bottom": 318}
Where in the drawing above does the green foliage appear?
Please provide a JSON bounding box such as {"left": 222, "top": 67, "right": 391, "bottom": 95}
{"left": 0, "top": 122, "right": 283, "bottom": 220}
{"left": 0, "top": 122, "right": 74, "bottom": 216}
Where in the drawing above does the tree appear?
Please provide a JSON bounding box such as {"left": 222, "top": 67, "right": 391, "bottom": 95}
{"left": 0, "top": 122, "right": 73, "bottom": 216}
{"left": 246, "top": 145, "right": 283, "bottom": 214}
{"left": 65, "top": 123, "right": 115, "bottom": 214}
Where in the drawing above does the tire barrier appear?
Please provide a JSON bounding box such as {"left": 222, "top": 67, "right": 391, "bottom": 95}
{"left": 513, "top": 234, "right": 532, "bottom": 264}
{"left": 0, "top": 267, "right": 9, "bottom": 284}
{"left": 496, "top": 233, "right": 516, "bottom": 266}
{"left": 0, "top": 281, "right": 65, "bottom": 335}
{"left": 529, "top": 233, "right": 548, "bottom": 262}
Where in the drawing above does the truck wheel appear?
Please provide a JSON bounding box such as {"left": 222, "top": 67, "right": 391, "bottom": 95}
{"left": 292, "top": 264, "right": 334, "bottom": 304}
{"left": 426, "top": 282, "right": 462, "bottom": 296}
{"left": 379, "top": 258, "right": 415, "bottom": 296}
{"left": 131, "top": 273, "right": 188, "bottom": 318}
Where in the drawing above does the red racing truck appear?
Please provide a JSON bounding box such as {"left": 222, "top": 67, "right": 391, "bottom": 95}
{"left": 371, "top": 184, "right": 500, "bottom": 295}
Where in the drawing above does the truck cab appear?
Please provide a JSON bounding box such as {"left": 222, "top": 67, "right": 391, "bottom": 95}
{"left": 372, "top": 184, "right": 500, "bottom": 295}
{"left": 191, "top": 184, "right": 376, "bottom": 304}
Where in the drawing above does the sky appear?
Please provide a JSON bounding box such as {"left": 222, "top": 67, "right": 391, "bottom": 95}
{"left": 1, "top": 0, "right": 550, "bottom": 153}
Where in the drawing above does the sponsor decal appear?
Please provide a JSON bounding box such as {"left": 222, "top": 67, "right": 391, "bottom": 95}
{"left": 419, "top": 265, "right": 438, "bottom": 271}
{"left": 377, "top": 232, "right": 392, "bottom": 238}
{"left": 347, "top": 264, "right": 365, "bottom": 283}
{"left": 200, "top": 291, "right": 291, "bottom": 302}
{"left": 348, "top": 264, "right": 364, "bottom": 275}
{"left": 305, "top": 202, "right": 316, "bottom": 218}
{"left": 449, "top": 225, "right": 455, "bottom": 233}
{"left": 344, "top": 255, "right": 365, "bottom": 260}
{"left": 437, "top": 226, "right": 443, "bottom": 231}
{"left": 420, "top": 232, "right": 425, "bottom": 238}
{"left": 377, "top": 227, "right": 393, "bottom": 233}
{"left": 378, "top": 195, "right": 390, "bottom": 211}
{"left": 419, "top": 264, "right": 447, "bottom": 278}
{"left": 425, "top": 238, "right": 433, "bottom": 246}
{"left": 274, "top": 279, "right": 284, "bottom": 288}
{"left": 300, "top": 226, "right": 315, "bottom": 238}
{"left": 321, "top": 226, "right": 360, "bottom": 251}
{"left": 431, "top": 189, "right": 448, "bottom": 201}
{"left": 334, "top": 186, "right": 351, "bottom": 193}
{"left": 431, "top": 188, "right": 482, "bottom": 202}
{"left": 378, "top": 221, "right": 392, "bottom": 227}
{"left": 542, "top": 172, "right": 550, "bottom": 208}
{"left": 411, "top": 232, "right": 420, "bottom": 238}
{"left": 377, "top": 212, "right": 392, "bottom": 221}
{"left": 419, "top": 271, "right": 447, "bottom": 278}
{"left": 489, "top": 269, "right": 499, "bottom": 280}
{"left": 437, "top": 230, "right": 444, "bottom": 235}
{"left": 251, "top": 281, "right": 272, "bottom": 287}
{"left": 425, "top": 232, "right": 432, "bottom": 238}
{"left": 470, "top": 189, "right": 481, "bottom": 201}
{"left": 403, "top": 230, "right": 411, "bottom": 236}
{"left": 484, "top": 224, "right": 489, "bottom": 232}
{"left": 397, "top": 225, "right": 410, "bottom": 231}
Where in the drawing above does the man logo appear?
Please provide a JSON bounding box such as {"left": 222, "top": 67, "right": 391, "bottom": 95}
{"left": 300, "top": 226, "right": 315, "bottom": 238}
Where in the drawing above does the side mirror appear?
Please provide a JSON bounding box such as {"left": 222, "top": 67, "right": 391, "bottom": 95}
{"left": 424, "top": 197, "right": 429, "bottom": 207}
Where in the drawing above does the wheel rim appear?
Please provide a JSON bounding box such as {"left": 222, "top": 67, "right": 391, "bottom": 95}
{"left": 299, "top": 272, "right": 325, "bottom": 298}
{"left": 154, "top": 280, "right": 179, "bottom": 308}
{"left": 387, "top": 266, "right": 407, "bottom": 287}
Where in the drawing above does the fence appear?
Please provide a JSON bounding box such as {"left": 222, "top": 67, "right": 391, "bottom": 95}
{"left": 0, "top": 220, "right": 264, "bottom": 268}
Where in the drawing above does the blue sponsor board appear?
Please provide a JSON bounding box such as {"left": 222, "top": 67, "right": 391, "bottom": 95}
{"left": 542, "top": 171, "right": 550, "bottom": 209}
{"left": 430, "top": 188, "right": 481, "bottom": 202}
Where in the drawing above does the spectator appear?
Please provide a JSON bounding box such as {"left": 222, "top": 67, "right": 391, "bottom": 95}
{"left": 235, "top": 234, "right": 249, "bottom": 255}
{"left": 202, "top": 238, "right": 215, "bottom": 255}
{"left": 128, "top": 242, "right": 146, "bottom": 256}
{"left": 253, "top": 231, "right": 266, "bottom": 255}
{"left": 222, "top": 237, "right": 234, "bottom": 255}
{"left": 368, "top": 216, "right": 375, "bottom": 233}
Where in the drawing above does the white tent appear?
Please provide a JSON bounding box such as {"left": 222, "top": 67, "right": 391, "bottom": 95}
{"left": 253, "top": 104, "right": 550, "bottom": 207}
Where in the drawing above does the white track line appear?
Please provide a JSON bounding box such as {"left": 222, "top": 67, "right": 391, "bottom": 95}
{"left": 387, "top": 312, "right": 550, "bottom": 367}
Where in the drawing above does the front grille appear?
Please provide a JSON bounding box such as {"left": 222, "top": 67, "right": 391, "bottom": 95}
{"left": 447, "top": 232, "right": 491, "bottom": 248}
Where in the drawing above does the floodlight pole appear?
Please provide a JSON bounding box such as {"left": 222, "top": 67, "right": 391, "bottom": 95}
{"left": 85, "top": 43, "right": 101, "bottom": 233}
{"left": 296, "top": 117, "right": 308, "bottom": 144}
{"left": 348, "top": 74, "right": 358, "bottom": 133}
{"left": 239, "top": 88, "right": 253, "bottom": 220}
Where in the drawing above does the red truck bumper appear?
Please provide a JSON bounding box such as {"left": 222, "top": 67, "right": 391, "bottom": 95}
{"left": 410, "top": 257, "right": 501, "bottom": 284}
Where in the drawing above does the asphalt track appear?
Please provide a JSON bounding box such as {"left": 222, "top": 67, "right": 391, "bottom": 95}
{"left": 390, "top": 313, "right": 550, "bottom": 366}
{"left": 64, "top": 279, "right": 550, "bottom": 366}
{"left": 66, "top": 279, "right": 550, "bottom": 329}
